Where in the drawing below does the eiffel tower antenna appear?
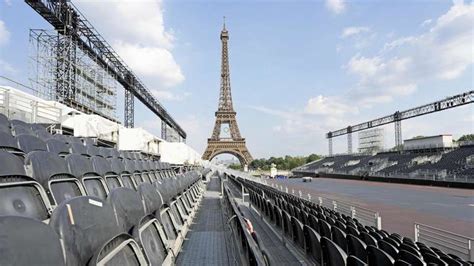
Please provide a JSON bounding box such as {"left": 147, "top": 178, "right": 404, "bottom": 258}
{"left": 202, "top": 21, "right": 253, "bottom": 167}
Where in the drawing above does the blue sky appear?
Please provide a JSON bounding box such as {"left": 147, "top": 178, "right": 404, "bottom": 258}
{"left": 0, "top": 0, "right": 473, "bottom": 158}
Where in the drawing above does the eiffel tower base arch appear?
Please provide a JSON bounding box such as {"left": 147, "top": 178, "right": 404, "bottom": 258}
{"left": 202, "top": 140, "right": 253, "bottom": 166}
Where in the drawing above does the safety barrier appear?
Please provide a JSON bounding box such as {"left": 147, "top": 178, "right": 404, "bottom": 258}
{"left": 0, "top": 86, "right": 62, "bottom": 124}
{"left": 415, "top": 223, "right": 474, "bottom": 261}
{"left": 222, "top": 181, "right": 269, "bottom": 266}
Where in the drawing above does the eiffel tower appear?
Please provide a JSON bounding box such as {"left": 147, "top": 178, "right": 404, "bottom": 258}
{"left": 202, "top": 20, "right": 253, "bottom": 166}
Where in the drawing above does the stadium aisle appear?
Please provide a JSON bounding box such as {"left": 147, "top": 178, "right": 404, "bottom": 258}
{"left": 176, "top": 176, "right": 237, "bottom": 266}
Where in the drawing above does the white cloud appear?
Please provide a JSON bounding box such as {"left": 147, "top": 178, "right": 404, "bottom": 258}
{"left": 0, "top": 19, "right": 10, "bottom": 45}
{"left": 115, "top": 42, "right": 184, "bottom": 87}
{"left": 421, "top": 18, "right": 432, "bottom": 27}
{"left": 304, "top": 95, "right": 357, "bottom": 117}
{"left": 344, "top": 0, "right": 473, "bottom": 105}
{"left": 150, "top": 89, "right": 190, "bottom": 101}
{"left": 341, "top": 27, "right": 370, "bottom": 38}
{"left": 74, "top": 0, "right": 184, "bottom": 96}
{"left": 326, "top": 0, "right": 346, "bottom": 14}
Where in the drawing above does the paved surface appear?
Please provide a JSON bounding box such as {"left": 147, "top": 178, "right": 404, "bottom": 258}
{"left": 176, "top": 177, "right": 237, "bottom": 266}
{"left": 268, "top": 177, "right": 474, "bottom": 238}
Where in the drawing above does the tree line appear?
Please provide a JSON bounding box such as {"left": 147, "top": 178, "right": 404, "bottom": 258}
{"left": 229, "top": 154, "right": 321, "bottom": 170}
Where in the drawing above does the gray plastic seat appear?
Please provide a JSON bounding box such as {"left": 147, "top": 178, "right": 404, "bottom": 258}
{"left": 46, "top": 139, "right": 71, "bottom": 156}
{"left": 367, "top": 245, "right": 395, "bottom": 265}
{"left": 66, "top": 154, "right": 109, "bottom": 199}
{"left": 347, "top": 234, "right": 368, "bottom": 262}
{"left": 26, "top": 151, "right": 84, "bottom": 205}
{"left": 0, "top": 151, "right": 51, "bottom": 220}
{"left": 321, "top": 236, "right": 347, "bottom": 266}
{"left": 0, "top": 216, "right": 65, "bottom": 265}
{"left": 70, "top": 142, "right": 88, "bottom": 155}
{"left": 107, "top": 187, "right": 146, "bottom": 233}
{"left": 12, "top": 124, "right": 34, "bottom": 136}
{"left": 92, "top": 156, "right": 122, "bottom": 190}
{"left": 132, "top": 215, "right": 170, "bottom": 265}
{"left": 17, "top": 134, "right": 47, "bottom": 153}
{"left": 0, "top": 131, "right": 23, "bottom": 154}
{"left": 86, "top": 145, "right": 101, "bottom": 157}
{"left": 109, "top": 158, "right": 136, "bottom": 189}
{"left": 138, "top": 183, "right": 164, "bottom": 216}
{"left": 304, "top": 225, "right": 322, "bottom": 264}
{"left": 0, "top": 113, "right": 11, "bottom": 134}
{"left": 50, "top": 196, "right": 147, "bottom": 265}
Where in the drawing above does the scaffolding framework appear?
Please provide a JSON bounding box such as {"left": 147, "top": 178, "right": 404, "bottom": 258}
{"left": 358, "top": 128, "right": 385, "bottom": 154}
{"left": 29, "top": 29, "right": 117, "bottom": 121}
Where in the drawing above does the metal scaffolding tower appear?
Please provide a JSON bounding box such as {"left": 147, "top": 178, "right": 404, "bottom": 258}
{"left": 326, "top": 90, "right": 474, "bottom": 154}
{"left": 29, "top": 29, "right": 117, "bottom": 121}
{"left": 25, "top": 0, "right": 186, "bottom": 140}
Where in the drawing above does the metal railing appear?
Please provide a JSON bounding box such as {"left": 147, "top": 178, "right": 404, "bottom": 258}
{"left": 222, "top": 167, "right": 382, "bottom": 229}
{"left": 0, "top": 86, "right": 62, "bottom": 124}
{"left": 415, "top": 223, "right": 473, "bottom": 261}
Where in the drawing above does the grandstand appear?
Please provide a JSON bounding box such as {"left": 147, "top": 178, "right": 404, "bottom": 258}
{"left": 293, "top": 139, "right": 474, "bottom": 185}
{"left": 1, "top": 85, "right": 473, "bottom": 264}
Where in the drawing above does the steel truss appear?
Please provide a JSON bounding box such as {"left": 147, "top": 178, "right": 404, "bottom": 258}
{"left": 26, "top": 0, "right": 186, "bottom": 140}
{"left": 326, "top": 90, "right": 473, "bottom": 152}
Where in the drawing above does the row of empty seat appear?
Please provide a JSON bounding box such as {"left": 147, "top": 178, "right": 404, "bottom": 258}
{"left": 294, "top": 146, "right": 474, "bottom": 182}
{"left": 0, "top": 114, "right": 210, "bottom": 265}
{"left": 230, "top": 175, "right": 471, "bottom": 266}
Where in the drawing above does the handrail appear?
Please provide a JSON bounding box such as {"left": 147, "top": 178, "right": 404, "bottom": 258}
{"left": 415, "top": 222, "right": 473, "bottom": 261}
{"left": 222, "top": 182, "right": 268, "bottom": 265}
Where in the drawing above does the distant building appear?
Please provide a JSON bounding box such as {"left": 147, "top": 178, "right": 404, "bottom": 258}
{"left": 358, "top": 128, "right": 384, "bottom": 154}
{"left": 404, "top": 135, "right": 453, "bottom": 150}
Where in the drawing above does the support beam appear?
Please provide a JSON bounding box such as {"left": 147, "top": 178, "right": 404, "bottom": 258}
{"left": 395, "top": 119, "right": 402, "bottom": 150}
{"left": 327, "top": 132, "right": 333, "bottom": 156}
{"left": 124, "top": 89, "right": 134, "bottom": 128}
{"left": 347, "top": 126, "right": 352, "bottom": 154}
{"left": 327, "top": 90, "right": 473, "bottom": 139}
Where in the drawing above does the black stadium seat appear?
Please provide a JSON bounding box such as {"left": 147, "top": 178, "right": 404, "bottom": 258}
{"left": 0, "top": 131, "right": 23, "bottom": 154}
{"left": 347, "top": 233, "right": 368, "bottom": 262}
{"left": 92, "top": 156, "right": 122, "bottom": 190}
{"left": 107, "top": 187, "right": 146, "bottom": 232}
{"left": 367, "top": 245, "right": 395, "bottom": 265}
{"left": 49, "top": 196, "right": 147, "bottom": 265}
{"left": 0, "top": 113, "right": 11, "bottom": 133}
{"left": 109, "top": 158, "right": 136, "bottom": 190}
{"left": 321, "top": 236, "right": 347, "bottom": 266}
{"left": 46, "top": 139, "right": 71, "bottom": 156}
{"left": 0, "top": 151, "right": 51, "bottom": 220}
{"left": 26, "top": 151, "right": 85, "bottom": 205}
{"left": 304, "top": 224, "right": 322, "bottom": 264}
{"left": 0, "top": 216, "right": 65, "bottom": 265}
{"left": 17, "top": 134, "right": 47, "bottom": 153}
{"left": 66, "top": 154, "right": 109, "bottom": 199}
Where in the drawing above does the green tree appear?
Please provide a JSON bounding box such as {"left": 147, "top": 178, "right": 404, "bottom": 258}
{"left": 458, "top": 134, "right": 474, "bottom": 142}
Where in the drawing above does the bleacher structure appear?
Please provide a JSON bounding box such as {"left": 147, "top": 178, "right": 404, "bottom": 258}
{"left": 293, "top": 145, "right": 474, "bottom": 184}
{"left": 227, "top": 173, "right": 473, "bottom": 265}
{"left": 1, "top": 105, "right": 472, "bottom": 265}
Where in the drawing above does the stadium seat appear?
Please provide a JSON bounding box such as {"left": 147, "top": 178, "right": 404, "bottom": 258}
{"left": 132, "top": 214, "right": 170, "bottom": 265}
{"left": 0, "top": 113, "right": 10, "bottom": 133}
{"left": 0, "top": 131, "right": 23, "bottom": 154}
{"left": 106, "top": 187, "right": 146, "bottom": 232}
{"left": 303, "top": 225, "right": 322, "bottom": 264}
{"left": 347, "top": 255, "right": 367, "bottom": 266}
{"left": 0, "top": 151, "right": 51, "bottom": 220}
{"left": 319, "top": 219, "right": 333, "bottom": 239}
{"left": 347, "top": 234, "right": 367, "bottom": 262}
{"left": 137, "top": 183, "right": 164, "bottom": 217}
{"left": 26, "top": 151, "right": 85, "bottom": 205}
{"left": 291, "top": 216, "right": 305, "bottom": 249}
{"left": 361, "top": 231, "right": 378, "bottom": 246}
{"left": 379, "top": 239, "right": 399, "bottom": 259}
{"left": 367, "top": 245, "right": 395, "bottom": 265}
{"left": 397, "top": 249, "right": 425, "bottom": 266}
{"left": 321, "top": 236, "right": 347, "bottom": 266}
{"left": 46, "top": 139, "right": 71, "bottom": 156}
{"left": 12, "top": 124, "right": 34, "bottom": 136}
{"left": 70, "top": 142, "right": 88, "bottom": 155}
{"left": 0, "top": 216, "right": 65, "bottom": 265}
{"left": 332, "top": 225, "right": 348, "bottom": 251}
{"left": 49, "top": 196, "right": 147, "bottom": 265}
{"left": 109, "top": 158, "right": 136, "bottom": 190}
{"left": 422, "top": 253, "right": 448, "bottom": 266}
{"left": 66, "top": 154, "right": 109, "bottom": 199}
{"left": 17, "top": 134, "right": 47, "bottom": 153}
{"left": 92, "top": 156, "right": 122, "bottom": 190}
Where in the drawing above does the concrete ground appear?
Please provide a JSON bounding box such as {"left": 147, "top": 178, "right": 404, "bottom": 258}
{"left": 267, "top": 177, "right": 474, "bottom": 239}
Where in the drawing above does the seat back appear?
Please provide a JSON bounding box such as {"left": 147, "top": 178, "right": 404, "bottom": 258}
{"left": 0, "top": 151, "right": 51, "bottom": 220}
{"left": 321, "top": 236, "right": 347, "bottom": 266}
{"left": 304, "top": 225, "right": 322, "bottom": 264}
{"left": 46, "top": 139, "right": 71, "bottom": 156}
{"left": 0, "top": 216, "right": 65, "bottom": 265}
{"left": 132, "top": 215, "right": 169, "bottom": 265}
{"left": 367, "top": 245, "right": 395, "bottom": 265}
{"left": 107, "top": 187, "right": 146, "bottom": 232}
{"left": 49, "top": 196, "right": 123, "bottom": 265}
{"left": 17, "top": 134, "right": 47, "bottom": 153}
